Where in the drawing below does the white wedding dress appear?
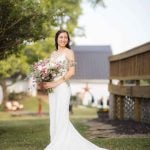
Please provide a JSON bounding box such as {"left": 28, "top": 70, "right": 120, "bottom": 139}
{"left": 44, "top": 52, "right": 107, "bottom": 150}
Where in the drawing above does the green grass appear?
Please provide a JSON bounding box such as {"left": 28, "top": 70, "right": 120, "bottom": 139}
{"left": 0, "top": 118, "right": 93, "bottom": 150}
{"left": 0, "top": 118, "right": 150, "bottom": 150}
{"left": 21, "top": 96, "right": 49, "bottom": 112}
{"left": 0, "top": 95, "right": 98, "bottom": 121}
{"left": 92, "top": 137, "right": 150, "bottom": 150}
{"left": 0, "top": 118, "right": 49, "bottom": 150}
{"left": 0, "top": 96, "right": 150, "bottom": 150}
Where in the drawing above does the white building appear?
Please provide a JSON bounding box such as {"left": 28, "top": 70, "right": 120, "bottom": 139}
{"left": 70, "top": 45, "right": 112, "bottom": 108}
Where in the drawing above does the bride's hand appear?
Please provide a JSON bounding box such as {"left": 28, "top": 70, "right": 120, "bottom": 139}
{"left": 42, "top": 81, "right": 58, "bottom": 89}
{"left": 37, "top": 82, "right": 43, "bottom": 89}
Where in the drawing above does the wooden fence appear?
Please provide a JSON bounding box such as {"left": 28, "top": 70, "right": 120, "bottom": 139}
{"left": 108, "top": 42, "right": 150, "bottom": 123}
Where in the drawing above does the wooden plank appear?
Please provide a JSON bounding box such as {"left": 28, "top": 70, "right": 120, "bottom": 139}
{"left": 108, "top": 84, "right": 150, "bottom": 98}
{"left": 119, "top": 96, "right": 124, "bottom": 120}
{"left": 134, "top": 98, "right": 141, "bottom": 122}
{"left": 113, "top": 95, "right": 117, "bottom": 119}
{"left": 109, "top": 52, "right": 150, "bottom": 79}
{"left": 109, "top": 42, "right": 150, "bottom": 61}
{"left": 109, "top": 85, "right": 132, "bottom": 96}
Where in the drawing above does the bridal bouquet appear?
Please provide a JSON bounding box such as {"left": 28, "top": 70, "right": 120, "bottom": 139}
{"left": 32, "top": 59, "right": 57, "bottom": 82}
{"left": 31, "top": 58, "right": 63, "bottom": 92}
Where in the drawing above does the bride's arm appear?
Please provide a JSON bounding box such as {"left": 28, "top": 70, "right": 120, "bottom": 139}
{"left": 62, "top": 50, "right": 75, "bottom": 81}
{"left": 53, "top": 50, "right": 75, "bottom": 85}
{"left": 42, "top": 50, "right": 75, "bottom": 89}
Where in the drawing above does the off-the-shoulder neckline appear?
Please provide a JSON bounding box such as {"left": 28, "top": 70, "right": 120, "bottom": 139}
{"left": 51, "top": 51, "right": 69, "bottom": 61}
{"left": 53, "top": 51, "right": 66, "bottom": 55}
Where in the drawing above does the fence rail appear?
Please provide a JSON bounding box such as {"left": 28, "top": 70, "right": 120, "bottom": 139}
{"left": 108, "top": 42, "right": 150, "bottom": 123}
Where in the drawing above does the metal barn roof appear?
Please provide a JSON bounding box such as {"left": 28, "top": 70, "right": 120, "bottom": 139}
{"left": 72, "top": 45, "right": 112, "bottom": 80}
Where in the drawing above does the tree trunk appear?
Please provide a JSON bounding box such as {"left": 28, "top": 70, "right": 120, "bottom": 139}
{"left": 0, "top": 79, "right": 8, "bottom": 106}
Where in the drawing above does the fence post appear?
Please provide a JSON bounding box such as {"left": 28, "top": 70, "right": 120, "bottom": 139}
{"left": 119, "top": 80, "right": 124, "bottom": 119}
{"left": 134, "top": 80, "right": 141, "bottom": 122}
{"left": 119, "top": 96, "right": 124, "bottom": 119}
{"left": 113, "top": 94, "right": 117, "bottom": 119}
{"left": 134, "top": 98, "right": 141, "bottom": 122}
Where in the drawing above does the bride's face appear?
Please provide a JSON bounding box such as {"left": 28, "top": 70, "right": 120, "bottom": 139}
{"left": 57, "top": 32, "right": 68, "bottom": 48}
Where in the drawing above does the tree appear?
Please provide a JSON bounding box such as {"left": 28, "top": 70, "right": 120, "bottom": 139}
{"left": 0, "top": 0, "right": 104, "bottom": 107}
{"left": 0, "top": 0, "right": 104, "bottom": 59}
{"left": 23, "top": 0, "right": 83, "bottom": 63}
{"left": 0, "top": 0, "right": 82, "bottom": 106}
{"left": 0, "top": 52, "right": 29, "bottom": 105}
{"left": 0, "top": 0, "right": 64, "bottom": 59}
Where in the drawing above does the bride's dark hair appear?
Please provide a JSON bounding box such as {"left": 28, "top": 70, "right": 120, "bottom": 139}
{"left": 55, "top": 29, "right": 71, "bottom": 50}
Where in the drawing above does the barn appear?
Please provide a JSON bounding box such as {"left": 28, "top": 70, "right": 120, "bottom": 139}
{"left": 70, "top": 45, "right": 112, "bottom": 107}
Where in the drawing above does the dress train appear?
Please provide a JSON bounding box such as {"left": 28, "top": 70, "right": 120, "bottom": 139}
{"left": 44, "top": 82, "right": 107, "bottom": 150}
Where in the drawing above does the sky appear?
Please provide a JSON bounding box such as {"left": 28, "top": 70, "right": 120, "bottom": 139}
{"left": 74, "top": 0, "right": 150, "bottom": 54}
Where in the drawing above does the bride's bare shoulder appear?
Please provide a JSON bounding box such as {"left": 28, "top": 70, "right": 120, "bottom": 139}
{"left": 65, "top": 49, "right": 75, "bottom": 60}
{"left": 66, "top": 48, "right": 74, "bottom": 56}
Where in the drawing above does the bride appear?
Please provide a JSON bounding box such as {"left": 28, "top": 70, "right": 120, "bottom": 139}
{"left": 41, "top": 30, "right": 107, "bottom": 150}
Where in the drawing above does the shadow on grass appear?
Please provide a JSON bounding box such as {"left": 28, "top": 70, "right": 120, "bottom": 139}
{"left": 90, "top": 117, "right": 150, "bottom": 136}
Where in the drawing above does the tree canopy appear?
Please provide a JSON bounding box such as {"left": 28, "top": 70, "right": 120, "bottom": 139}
{"left": 0, "top": 0, "right": 103, "bottom": 104}
{"left": 0, "top": 0, "right": 82, "bottom": 59}
{"left": 0, "top": 0, "right": 84, "bottom": 83}
{"left": 0, "top": 0, "right": 104, "bottom": 76}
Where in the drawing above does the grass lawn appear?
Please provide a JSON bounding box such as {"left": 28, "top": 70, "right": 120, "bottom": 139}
{"left": 0, "top": 96, "right": 150, "bottom": 150}
{"left": 0, "top": 117, "right": 150, "bottom": 150}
